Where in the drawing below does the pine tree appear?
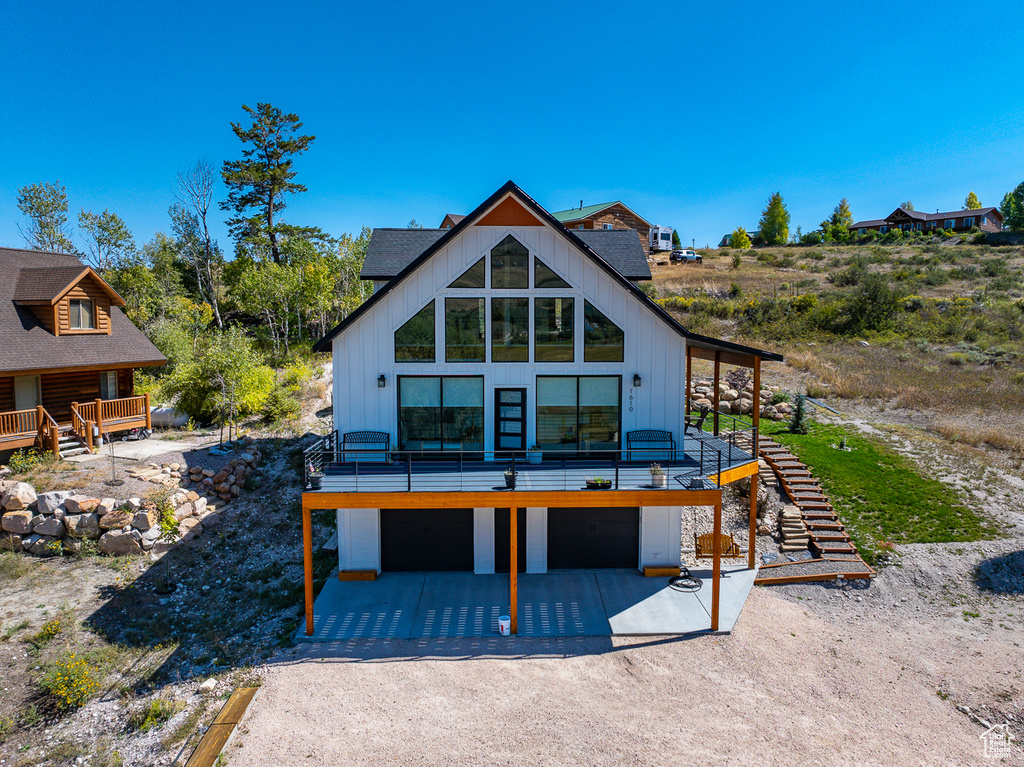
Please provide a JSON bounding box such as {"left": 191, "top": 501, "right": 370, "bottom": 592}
{"left": 1001, "top": 183, "right": 1024, "bottom": 231}
{"left": 964, "top": 191, "right": 982, "bottom": 210}
{"left": 758, "top": 192, "right": 790, "bottom": 245}
{"left": 900, "top": 200, "right": 914, "bottom": 211}
{"left": 221, "top": 103, "right": 316, "bottom": 265}
{"left": 820, "top": 198, "right": 853, "bottom": 242}
{"left": 789, "top": 394, "right": 809, "bottom": 434}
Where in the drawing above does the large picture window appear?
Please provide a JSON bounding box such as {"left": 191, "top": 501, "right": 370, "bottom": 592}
{"left": 490, "top": 235, "right": 529, "bottom": 289}
{"left": 70, "top": 299, "right": 95, "bottom": 330}
{"left": 491, "top": 298, "right": 529, "bottom": 362}
{"left": 449, "top": 258, "right": 486, "bottom": 288}
{"left": 398, "top": 376, "right": 484, "bottom": 453}
{"left": 445, "top": 298, "right": 485, "bottom": 361}
{"left": 534, "top": 298, "right": 574, "bottom": 361}
{"left": 536, "top": 376, "right": 620, "bottom": 455}
{"left": 534, "top": 257, "right": 571, "bottom": 288}
{"left": 583, "top": 300, "right": 624, "bottom": 362}
{"left": 395, "top": 301, "right": 435, "bottom": 362}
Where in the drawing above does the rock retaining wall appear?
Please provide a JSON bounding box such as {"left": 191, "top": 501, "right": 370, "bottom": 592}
{"left": 687, "top": 375, "right": 795, "bottom": 421}
{"left": 0, "top": 447, "right": 261, "bottom": 557}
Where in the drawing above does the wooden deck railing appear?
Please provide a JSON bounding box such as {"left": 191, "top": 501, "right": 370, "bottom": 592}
{"left": 0, "top": 408, "right": 38, "bottom": 441}
{"left": 73, "top": 394, "right": 151, "bottom": 436}
{"left": 38, "top": 408, "right": 59, "bottom": 455}
{"left": 100, "top": 395, "right": 147, "bottom": 424}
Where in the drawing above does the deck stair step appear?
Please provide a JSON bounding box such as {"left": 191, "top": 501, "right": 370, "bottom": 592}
{"left": 806, "top": 521, "right": 843, "bottom": 531}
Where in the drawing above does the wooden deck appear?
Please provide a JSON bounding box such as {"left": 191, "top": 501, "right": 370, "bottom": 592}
{"left": 184, "top": 687, "right": 260, "bottom": 767}
{"left": 0, "top": 395, "right": 149, "bottom": 456}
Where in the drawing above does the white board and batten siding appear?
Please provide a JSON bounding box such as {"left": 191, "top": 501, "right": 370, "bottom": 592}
{"left": 331, "top": 221, "right": 690, "bottom": 454}
{"left": 336, "top": 509, "right": 380, "bottom": 572}
{"left": 639, "top": 506, "right": 683, "bottom": 569}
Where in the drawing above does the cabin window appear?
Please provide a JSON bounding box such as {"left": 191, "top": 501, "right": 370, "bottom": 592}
{"left": 583, "top": 300, "right": 624, "bottom": 362}
{"left": 490, "top": 235, "right": 529, "bottom": 289}
{"left": 535, "top": 298, "right": 574, "bottom": 362}
{"left": 945, "top": 220, "right": 955, "bottom": 229}
{"left": 536, "top": 376, "right": 620, "bottom": 454}
{"left": 445, "top": 298, "right": 485, "bottom": 362}
{"left": 575, "top": 224, "right": 584, "bottom": 229}
{"left": 491, "top": 298, "right": 529, "bottom": 362}
{"left": 858, "top": 228, "right": 867, "bottom": 235}
{"left": 927, "top": 221, "right": 937, "bottom": 229}
{"left": 981, "top": 216, "right": 987, "bottom": 226}
{"left": 70, "top": 299, "right": 95, "bottom": 329}
{"left": 534, "top": 257, "right": 571, "bottom": 288}
{"left": 601, "top": 223, "right": 614, "bottom": 230}
{"left": 449, "top": 258, "right": 486, "bottom": 289}
{"left": 398, "top": 376, "right": 484, "bottom": 453}
{"left": 964, "top": 217, "right": 975, "bottom": 228}
{"left": 880, "top": 226, "right": 888, "bottom": 233}
{"left": 99, "top": 371, "right": 118, "bottom": 400}
{"left": 395, "top": 301, "right": 435, "bottom": 362}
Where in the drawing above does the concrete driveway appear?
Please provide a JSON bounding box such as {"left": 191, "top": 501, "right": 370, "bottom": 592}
{"left": 299, "top": 566, "right": 757, "bottom": 641}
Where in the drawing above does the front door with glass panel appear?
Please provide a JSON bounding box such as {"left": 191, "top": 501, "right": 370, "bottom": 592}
{"left": 494, "top": 388, "right": 526, "bottom": 457}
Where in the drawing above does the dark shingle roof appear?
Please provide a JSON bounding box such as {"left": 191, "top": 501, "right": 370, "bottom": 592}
{"left": 362, "top": 227, "right": 651, "bottom": 281}
{"left": 12, "top": 266, "right": 90, "bottom": 302}
{"left": 317, "top": 181, "right": 782, "bottom": 363}
{"left": 0, "top": 247, "right": 166, "bottom": 375}
{"left": 854, "top": 207, "right": 1003, "bottom": 229}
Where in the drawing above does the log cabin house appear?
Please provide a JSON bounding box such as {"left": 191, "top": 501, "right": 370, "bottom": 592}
{"left": 300, "top": 181, "right": 783, "bottom": 636}
{"left": 0, "top": 247, "right": 165, "bottom": 458}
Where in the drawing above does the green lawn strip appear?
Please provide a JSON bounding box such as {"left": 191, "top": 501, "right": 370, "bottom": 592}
{"left": 757, "top": 420, "right": 999, "bottom": 563}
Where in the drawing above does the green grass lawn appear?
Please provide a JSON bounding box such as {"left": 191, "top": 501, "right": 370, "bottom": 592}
{"left": 755, "top": 419, "right": 1001, "bottom": 564}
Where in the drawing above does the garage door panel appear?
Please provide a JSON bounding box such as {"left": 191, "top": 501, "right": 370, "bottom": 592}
{"left": 381, "top": 508, "right": 474, "bottom": 571}
{"left": 547, "top": 507, "right": 639, "bottom": 569}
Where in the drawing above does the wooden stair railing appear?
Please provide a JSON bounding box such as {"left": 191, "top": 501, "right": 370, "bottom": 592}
{"left": 36, "top": 406, "right": 59, "bottom": 456}
{"left": 70, "top": 404, "right": 95, "bottom": 451}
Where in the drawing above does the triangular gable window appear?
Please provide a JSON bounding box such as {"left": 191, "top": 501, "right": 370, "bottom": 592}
{"left": 534, "top": 257, "right": 571, "bottom": 288}
{"left": 448, "top": 258, "right": 486, "bottom": 288}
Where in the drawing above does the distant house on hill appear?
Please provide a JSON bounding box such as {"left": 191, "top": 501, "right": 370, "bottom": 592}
{"left": 439, "top": 214, "right": 465, "bottom": 229}
{"left": 550, "top": 201, "right": 652, "bottom": 253}
{"left": 719, "top": 230, "right": 759, "bottom": 247}
{"left": 850, "top": 206, "right": 1003, "bottom": 235}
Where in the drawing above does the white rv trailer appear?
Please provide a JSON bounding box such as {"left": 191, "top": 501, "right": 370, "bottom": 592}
{"left": 649, "top": 225, "right": 674, "bottom": 252}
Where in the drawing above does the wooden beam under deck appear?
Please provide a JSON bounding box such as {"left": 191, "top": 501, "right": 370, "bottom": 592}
{"left": 706, "top": 460, "right": 759, "bottom": 487}
{"left": 688, "top": 346, "right": 761, "bottom": 370}
{"left": 302, "top": 488, "right": 724, "bottom": 511}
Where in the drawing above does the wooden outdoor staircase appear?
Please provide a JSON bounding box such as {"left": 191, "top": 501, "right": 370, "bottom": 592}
{"left": 0, "top": 395, "right": 150, "bottom": 458}
{"left": 734, "top": 433, "right": 876, "bottom": 585}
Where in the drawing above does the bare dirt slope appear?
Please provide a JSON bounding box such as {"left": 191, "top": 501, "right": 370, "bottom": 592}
{"left": 227, "top": 581, "right": 1022, "bottom": 767}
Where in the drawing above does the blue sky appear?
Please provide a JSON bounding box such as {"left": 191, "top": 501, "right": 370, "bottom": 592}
{"left": 2, "top": 0, "right": 1023, "bottom": 253}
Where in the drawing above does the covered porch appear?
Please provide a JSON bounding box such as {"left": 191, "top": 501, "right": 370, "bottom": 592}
{"left": 0, "top": 394, "right": 151, "bottom": 456}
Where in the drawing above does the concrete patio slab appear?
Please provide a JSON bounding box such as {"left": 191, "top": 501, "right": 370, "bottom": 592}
{"left": 298, "top": 566, "right": 758, "bottom": 642}
{"left": 63, "top": 436, "right": 210, "bottom": 463}
{"left": 599, "top": 565, "right": 756, "bottom": 635}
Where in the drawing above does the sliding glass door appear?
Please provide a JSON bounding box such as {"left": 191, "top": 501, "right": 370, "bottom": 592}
{"left": 398, "top": 376, "right": 484, "bottom": 455}
{"left": 536, "top": 376, "right": 620, "bottom": 456}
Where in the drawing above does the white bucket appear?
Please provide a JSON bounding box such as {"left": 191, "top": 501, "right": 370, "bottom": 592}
{"left": 498, "top": 615, "right": 511, "bottom": 636}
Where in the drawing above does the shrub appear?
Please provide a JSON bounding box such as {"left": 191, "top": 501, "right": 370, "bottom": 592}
{"left": 947, "top": 352, "right": 969, "bottom": 365}
{"left": 28, "top": 618, "right": 62, "bottom": 650}
{"left": 129, "top": 697, "right": 184, "bottom": 732}
{"left": 8, "top": 449, "right": 42, "bottom": 474}
{"left": 42, "top": 653, "right": 100, "bottom": 711}
{"left": 731, "top": 252, "right": 742, "bottom": 269}
{"left": 830, "top": 264, "right": 866, "bottom": 287}
{"left": 262, "top": 385, "right": 301, "bottom": 423}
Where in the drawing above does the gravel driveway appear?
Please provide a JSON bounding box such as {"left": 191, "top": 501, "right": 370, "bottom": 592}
{"left": 226, "top": 585, "right": 1021, "bottom": 766}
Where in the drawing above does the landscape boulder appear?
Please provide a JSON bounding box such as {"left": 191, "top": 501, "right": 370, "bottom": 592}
{"left": 1, "top": 510, "right": 33, "bottom": 535}
{"left": 33, "top": 516, "right": 65, "bottom": 537}
{"left": 99, "top": 509, "right": 132, "bottom": 530}
{"left": 65, "top": 495, "right": 101, "bottom": 514}
{"left": 36, "top": 490, "right": 73, "bottom": 515}
{"left": 199, "top": 511, "right": 221, "bottom": 528}
{"left": 174, "top": 504, "right": 195, "bottom": 522}
{"left": 132, "top": 507, "right": 159, "bottom": 531}
{"left": 65, "top": 512, "right": 100, "bottom": 539}
{"left": 192, "top": 497, "right": 207, "bottom": 516}
{"left": 28, "top": 535, "right": 59, "bottom": 556}
{"left": 126, "top": 497, "right": 142, "bottom": 512}
{"left": 2, "top": 533, "right": 24, "bottom": 552}
{"left": 98, "top": 530, "right": 142, "bottom": 556}
{"left": 1, "top": 482, "right": 37, "bottom": 511}
{"left": 97, "top": 498, "right": 117, "bottom": 516}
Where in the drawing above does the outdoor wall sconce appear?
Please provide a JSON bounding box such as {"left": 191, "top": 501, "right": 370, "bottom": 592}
{"left": 377, "top": 374, "right": 387, "bottom": 388}
{"left": 633, "top": 373, "right": 642, "bottom": 388}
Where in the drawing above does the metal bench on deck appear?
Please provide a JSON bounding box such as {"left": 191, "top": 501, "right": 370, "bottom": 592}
{"left": 341, "top": 430, "right": 390, "bottom": 462}
{"left": 626, "top": 429, "right": 676, "bottom": 461}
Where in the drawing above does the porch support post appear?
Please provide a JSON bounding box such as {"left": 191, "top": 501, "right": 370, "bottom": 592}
{"left": 94, "top": 399, "right": 104, "bottom": 435}
{"left": 144, "top": 393, "right": 152, "bottom": 430}
{"left": 749, "top": 355, "right": 761, "bottom": 571}
{"left": 510, "top": 505, "right": 518, "bottom": 635}
{"left": 685, "top": 347, "right": 692, "bottom": 417}
{"left": 711, "top": 499, "right": 722, "bottom": 631}
{"left": 35, "top": 405, "right": 45, "bottom": 447}
{"left": 748, "top": 473, "right": 758, "bottom": 570}
{"left": 303, "top": 503, "right": 314, "bottom": 636}
{"left": 86, "top": 422, "right": 94, "bottom": 452}
{"left": 712, "top": 352, "right": 721, "bottom": 436}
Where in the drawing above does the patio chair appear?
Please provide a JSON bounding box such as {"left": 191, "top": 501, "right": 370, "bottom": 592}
{"left": 684, "top": 405, "right": 711, "bottom": 436}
